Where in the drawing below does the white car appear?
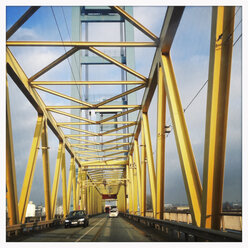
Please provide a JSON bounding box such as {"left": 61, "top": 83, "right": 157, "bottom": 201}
{"left": 109, "top": 209, "right": 119, "bottom": 218}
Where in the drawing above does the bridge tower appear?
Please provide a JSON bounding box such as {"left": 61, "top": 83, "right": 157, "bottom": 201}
{"left": 71, "top": 6, "right": 137, "bottom": 214}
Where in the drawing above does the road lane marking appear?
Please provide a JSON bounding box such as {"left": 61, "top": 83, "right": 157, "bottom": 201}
{"left": 75, "top": 217, "right": 106, "bottom": 242}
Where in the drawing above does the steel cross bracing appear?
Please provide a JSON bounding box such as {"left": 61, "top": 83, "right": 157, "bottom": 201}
{"left": 6, "top": 6, "right": 235, "bottom": 232}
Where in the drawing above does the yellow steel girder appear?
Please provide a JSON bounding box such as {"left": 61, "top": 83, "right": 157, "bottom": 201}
{"left": 51, "top": 142, "right": 63, "bottom": 218}
{"left": 156, "top": 65, "right": 166, "bottom": 220}
{"left": 142, "top": 113, "right": 156, "bottom": 218}
{"left": 201, "top": 6, "right": 235, "bottom": 230}
{"left": 18, "top": 114, "right": 44, "bottom": 223}
{"left": 160, "top": 53, "right": 202, "bottom": 227}
{"left": 7, "top": 41, "right": 156, "bottom": 47}
{"left": 140, "top": 120, "right": 146, "bottom": 217}
{"left": 134, "top": 139, "right": 142, "bottom": 211}
{"left": 41, "top": 118, "right": 52, "bottom": 220}
{"left": 6, "top": 80, "right": 19, "bottom": 225}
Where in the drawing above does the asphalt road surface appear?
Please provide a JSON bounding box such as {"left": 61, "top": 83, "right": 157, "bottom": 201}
{"left": 11, "top": 213, "right": 171, "bottom": 242}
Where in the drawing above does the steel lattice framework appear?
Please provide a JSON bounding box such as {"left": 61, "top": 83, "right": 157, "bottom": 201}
{"left": 6, "top": 6, "right": 235, "bottom": 231}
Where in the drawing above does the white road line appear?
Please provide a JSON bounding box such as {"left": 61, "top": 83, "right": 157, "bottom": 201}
{"left": 75, "top": 217, "right": 106, "bottom": 242}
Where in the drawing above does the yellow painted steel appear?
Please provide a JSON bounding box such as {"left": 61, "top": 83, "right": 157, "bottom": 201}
{"left": 201, "top": 7, "right": 235, "bottom": 230}
{"left": 76, "top": 180, "right": 79, "bottom": 210}
{"left": 32, "top": 81, "right": 145, "bottom": 85}
{"left": 79, "top": 168, "right": 83, "bottom": 210}
{"left": 94, "top": 85, "right": 145, "bottom": 108}
{"left": 33, "top": 85, "right": 93, "bottom": 108}
{"left": 129, "top": 155, "right": 135, "bottom": 214}
{"left": 29, "top": 47, "right": 79, "bottom": 82}
{"left": 133, "top": 165, "right": 138, "bottom": 215}
{"left": 99, "top": 108, "right": 140, "bottom": 124}
{"left": 47, "top": 105, "right": 141, "bottom": 109}
{"left": 156, "top": 66, "right": 166, "bottom": 219}
{"left": 102, "top": 145, "right": 128, "bottom": 152}
{"left": 6, "top": 48, "right": 82, "bottom": 169}
{"left": 126, "top": 164, "right": 132, "bottom": 214}
{"left": 67, "top": 137, "right": 99, "bottom": 145}
{"left": 82, "top": 166, "right": 125, "bottom": 170}
{"left": 59, "top": 121, "right": 136, "bottom": 126}
{"left": 72, "top": 158, "right": 76, "bottom": 210}
{"left": 61, "top": 145, "right": 68, "bottom": 217}
{"left": 140, "top": 120, "right": 146, "bottom": 216}
{"left": 142, "top": 113, "right": 156, "bottom": 218}
{"left": 134, "top": 140, "right": 142, "bottom": 212}
{"left": 81, "top": 160, "right": 128, "bottom": 167}
{"left": 86, "top": 184, "right": 90, "bottom": 214}
{"left": 41, "top": 118, "right": 52, "bottom": 220}
{"left": 89, "top": 47, "right": 147, "bottom": 81}
{"left": 82, "top": 171, "right": 87, "bottom": 211}
{"left": 67, "top": 157, "right": 74, "bottom": 212}
{"left": 18, "top": 114, "right": 44, "bottom": 223}
{"left": 51, "top": 142, "right": 63, "bottom": 218}
{"left": 102, "top": 134, "right": 133, "bottom": 144}
{"left": 129, "top": 7, "right": 184, "bottom": 152}
{"left": 60, "top": 125, "right": 98, "bottom": 136}
{"left": 6, "top": 81, "right": 19, "bottom": 225}
{"left": 101, "top": 123, "right": 136, "bottom": 135}
{"left": 49, "top": 109, "right": 95, "bottom": 123}
{"left": 110, "top": 6, "right": 158, "bottom": 42}
{"left": 72, "top": 142, "right": 130, "bottom": 147}
{"left": 7, "top": 41, "right": 156, "bottom": 47}
{"left": 161, "top": 54, "right": 202, "bottom": 226}
{"left": 117, "top": 184, "right": 126, "bottom": 212}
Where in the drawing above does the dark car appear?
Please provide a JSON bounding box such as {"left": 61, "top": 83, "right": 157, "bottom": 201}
{"left": 64, "top": 210, "right": 89, "bottom": 228}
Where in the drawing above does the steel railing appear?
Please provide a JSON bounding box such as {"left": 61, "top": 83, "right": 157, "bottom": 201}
{"left": 121, "top": 213, "right": 242, "bottom": 242}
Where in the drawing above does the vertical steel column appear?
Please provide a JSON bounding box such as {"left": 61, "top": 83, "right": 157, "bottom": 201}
{"left": 142, "top": 113, "right": 156, "bottom": 217}
{"left": 92, "top": 186, "right": 94, "bottom": 215}
{"left": 156, "top": 65, "right": 166, "bottom": 219}
{"left": 72, "top": 159, "right": 77, "bottom": 210}
{"left": 41, "top": 118, "right": 52, "bottom": 220}
{"left": 61, "top": 145, "right": 67, "bottom": 217}
{"left": 87, "top": 183, "right": 90, "bottom": 214}
{"left": 201, "top": 6, "right": 235, "bottom": 230}
{"left": 6, "top": 81, "right": 19, "bottom": 225}
{"left": 67, "top": 157, "right": 74, "bottom": 212}
{"left": 134, "top": 139, "right": 142, "bottom": 212}
{"left": 79, "top": 168, "right": 83, "bottom": 210}
{"left": 18, "top": 114, "right": 44, "bottom": 223}
{"left": 76, "top": 177, "right": 79, "bottom": 210}
{"left": 126, "top": 164, "right": 131, "bottom": 213}
{"left": 133, "top": 162, "right": 138, "bottom": 215}
{"left": 124, "top": 168, "right": 127, "bottom": 213}
{"left": 51, "top": 142, "right": 63, "bottom": 218}
{"left": 160, "top": 53, "right": 202, "bottom": 226}
{"left": 129, "top": 155, "right": 134, "bottom": 214}
{"left": 140, "top": 120, "right": 146, "bottom": 217}
{"left": 82, "top": 171, "right": 87, "bottom": 210}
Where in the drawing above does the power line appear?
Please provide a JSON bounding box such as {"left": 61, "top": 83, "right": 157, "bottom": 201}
{"left": 50, "top": 7, "right": 83, "bottom": 102}
{"left": 61, "top": 7, "right": 85, "bottom": 98}
{"left": 166, "top": 24, "right": 242, "bottom": 138}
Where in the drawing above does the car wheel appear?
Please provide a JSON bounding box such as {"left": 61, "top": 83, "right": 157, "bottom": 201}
{"left": 65, "top": 225, "right": 67, "bottom": 228}
{"left": 87, "top": 221, "right": 89, "bottom": 226}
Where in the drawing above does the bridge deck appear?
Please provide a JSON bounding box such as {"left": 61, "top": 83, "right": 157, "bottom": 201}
{"left": 8, "top": 214, "right": 175, "bottom": 242}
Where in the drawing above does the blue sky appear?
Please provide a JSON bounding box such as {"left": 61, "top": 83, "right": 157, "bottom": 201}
{"left": 5, "top": 5, "right": 242, "bottom": 206}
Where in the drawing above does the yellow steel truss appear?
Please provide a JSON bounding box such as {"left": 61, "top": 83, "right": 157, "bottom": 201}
{"left": 6, "top": 5, "right": 237, "bottom": 231}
